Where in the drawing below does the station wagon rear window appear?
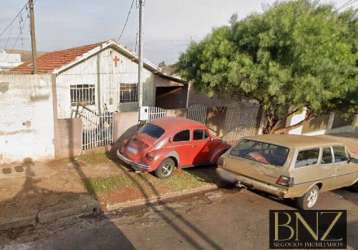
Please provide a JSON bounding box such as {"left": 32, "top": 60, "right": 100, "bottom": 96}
{"left": 140, "top": 124, "right": 165, "bottom": 139}
{"left": 230, "top": 139, "right": 289, "bottom": 167}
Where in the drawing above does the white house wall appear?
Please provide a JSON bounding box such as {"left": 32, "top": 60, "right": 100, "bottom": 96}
{"left": 0, "top": 74, "right": 55, "bottom": 163}
{"left": 55, "top": 47, "right": 155, "bottom": 119}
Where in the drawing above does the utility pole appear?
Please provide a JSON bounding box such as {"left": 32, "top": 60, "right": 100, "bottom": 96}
{"left": 138, "top": 0, "right": 144, "bottom": 121}
{"left": 29, "top": 0, "right": 38, "bottom": 74}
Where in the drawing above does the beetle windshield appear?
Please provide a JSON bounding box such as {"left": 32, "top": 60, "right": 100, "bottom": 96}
{"left": 140, "top": 124, "right": 165, "bottom": 139}
{"left": 230, "top": 139, "right": 289, "bottom": 167}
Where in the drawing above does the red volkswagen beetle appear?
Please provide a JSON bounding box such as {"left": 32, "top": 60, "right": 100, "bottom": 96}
{"left": 117, "top": 117, "right": 230, "bottom": 178}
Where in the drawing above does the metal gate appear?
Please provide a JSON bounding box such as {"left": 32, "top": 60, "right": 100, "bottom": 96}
{"left": 74, "top": 107, "right": 113, "bottom": 150}
{"left": 223, "top": 104, "right": 260, "bottom": 144}
{"left": 187, "top": 104, "right": 207, "bottom": 124}
{"left": 148, "top": 106, "right": 167, "bottom": 121}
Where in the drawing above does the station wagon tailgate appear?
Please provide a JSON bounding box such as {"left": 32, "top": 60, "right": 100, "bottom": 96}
{"left": 222, "top": 139, "right": 291, "bottom": 186}
{"left": 223, "top": 154, "right": 288, "bottom": 185}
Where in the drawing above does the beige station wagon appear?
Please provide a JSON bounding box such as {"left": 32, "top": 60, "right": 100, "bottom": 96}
{"left": 216, "top": 135, "right": 358, "bottom": 209}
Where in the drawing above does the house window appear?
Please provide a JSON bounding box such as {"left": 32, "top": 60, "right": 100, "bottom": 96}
{"left": 70, "top": 84, "right": 95, "bottom": 106}
{"left": 120, "top": 84, "right": 138, "bottom": 103}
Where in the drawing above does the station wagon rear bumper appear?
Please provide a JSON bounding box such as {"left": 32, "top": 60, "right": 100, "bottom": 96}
{"left": 117, "top": 150, "right": 149, "bottom": 172}
{"left": 216, "top": 168, "right": 288, "bottom": 198}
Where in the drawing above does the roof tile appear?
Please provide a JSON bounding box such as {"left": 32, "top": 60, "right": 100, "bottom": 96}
{"left": 10, "top": 43, "right": 100, "bottom": 74}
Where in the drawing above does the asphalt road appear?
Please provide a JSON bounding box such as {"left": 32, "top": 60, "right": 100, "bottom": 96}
{"left": 1, "top": 187, "right": 358, "bottom": 250}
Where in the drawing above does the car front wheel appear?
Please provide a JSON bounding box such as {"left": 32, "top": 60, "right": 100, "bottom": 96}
{"left": 154, "top": 158, "right": 176, "bottom": 179}
{"left": 296, "top": 185, "right": 320, "bottom": 210}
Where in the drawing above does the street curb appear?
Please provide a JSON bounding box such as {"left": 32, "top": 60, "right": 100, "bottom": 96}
{"left": 105, "top": 184, "right": 218, "bottom": 212}
{"left": 0, "top": 215, "right": 37, "bottom": 231}
{"left": 37, "top": 200, "right": 100, "bottom": 224}
{"left": 0, "top": 199, "right": 100, "bottom": 232}
{"left": 0, "top": 185, "right": 218, "bottom": 231}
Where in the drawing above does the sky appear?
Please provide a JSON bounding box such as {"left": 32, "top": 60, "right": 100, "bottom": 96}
{"left": 0, "top": 0, "right": 355, "bottom": 64}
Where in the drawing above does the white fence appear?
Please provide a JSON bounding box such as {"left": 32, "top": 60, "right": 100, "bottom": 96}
{"left": 148, "top": 106, "right": 167, "bottom": 121}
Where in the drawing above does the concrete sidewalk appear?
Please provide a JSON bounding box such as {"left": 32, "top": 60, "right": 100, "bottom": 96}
{"left": 0, "top": 158, "right": 100, "bottom": 231}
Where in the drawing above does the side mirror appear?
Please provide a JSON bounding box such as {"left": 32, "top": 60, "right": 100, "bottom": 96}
{"left": 168, "top": 137, "right": 173, "bottom": 143}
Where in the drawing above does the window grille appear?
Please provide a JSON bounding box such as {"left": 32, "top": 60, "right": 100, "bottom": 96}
{"left": 70, "top": 84, "right": 95, "bottom": 106}
{"left": 120, "top": 83, "right": 138, "bottom": 103}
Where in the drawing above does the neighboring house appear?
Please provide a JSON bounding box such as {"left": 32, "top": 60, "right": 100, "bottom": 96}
{"left": 0, "top": 40, "right": 184, "bottom": 163}
{"left": 0, "top": 50, "right": 22, "bottom": 71}
{"left": 287, "top": 109, "right": 358, "bottom": 135}
{"left": 0, "top": 49, "right": 45, "bottom": 72}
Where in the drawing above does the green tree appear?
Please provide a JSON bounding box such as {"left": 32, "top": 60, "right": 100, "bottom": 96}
{"left": 177, "top": 0, "right": 358, "bottom": 134}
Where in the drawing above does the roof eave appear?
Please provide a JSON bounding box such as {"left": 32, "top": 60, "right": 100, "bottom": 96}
{"left": 52, "top": 40, "right": 162, "bottom": 75}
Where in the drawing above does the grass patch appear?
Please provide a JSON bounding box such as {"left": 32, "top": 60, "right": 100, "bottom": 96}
{"left": 85, "top": 175, "right": 134, "bottom": 194}
{"left": 163, "top": 167, "right": 217, "bottom": 191}
{"left": 77, "top": 151, "right": 112, "bottom": 166}
{"left": 84, "top": 166, "right": 218, "bottom": 196}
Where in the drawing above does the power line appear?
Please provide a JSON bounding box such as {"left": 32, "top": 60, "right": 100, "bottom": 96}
{"left": 118, "top": 0, "right": 136, "bottom": 42}
{"left": 0, "top": 1, "right": 30, "bottom": 51}
{"left": 0, "top": 1, "right": 29, "bottom": 39}
{"left": 11, "top": 11, "right": 29, "bottom": 49}
{"left": 134, "top": 31, "right": 138, "bottom": 52}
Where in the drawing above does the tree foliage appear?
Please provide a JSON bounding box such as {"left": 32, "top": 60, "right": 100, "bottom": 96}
{"left": 177, "top": 0, "right": 358, "bottom": 134}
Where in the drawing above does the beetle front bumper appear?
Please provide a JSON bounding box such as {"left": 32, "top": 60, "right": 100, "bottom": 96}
{"left": 116, "top": 150, "right": 149, "bottom": 172}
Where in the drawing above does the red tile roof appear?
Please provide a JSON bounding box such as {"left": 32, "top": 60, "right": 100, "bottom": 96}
{"left": 10, "top": 43, "right": 100, "bottom": 74}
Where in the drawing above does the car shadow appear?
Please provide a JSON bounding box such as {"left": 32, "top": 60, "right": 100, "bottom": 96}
{"left": 106, "top": 140, "right": 223, "bottom": 250}
{"left": 184, "top": 165, "right": 221, "bottom": 185}
{"left": 240, "top": 186, "right": 358, "bottom": 210}
{"left": 333, "top": 188, "right": 358, "bottom": 207}
{"left": 239, "top": 187, "right": 298, "bottom": 209}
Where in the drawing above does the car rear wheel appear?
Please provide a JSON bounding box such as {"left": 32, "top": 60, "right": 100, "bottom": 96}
{"left": 155, "top": 158, "right": 176, "bottom": 179}
{"left": 296, "top": 185, "right": 320, "bottom": 210}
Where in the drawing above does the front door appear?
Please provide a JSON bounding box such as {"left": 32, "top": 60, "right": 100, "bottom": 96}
{"left": 191, "top": 129, "right": 210, "bottom": 165}
{"left": 333, "top": 146, "right": 357, "bottom": 188}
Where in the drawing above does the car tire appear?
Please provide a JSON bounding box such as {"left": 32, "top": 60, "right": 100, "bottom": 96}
{"left": 296, "top": 185, "right": 320, "bottom": 210}
{"left": 351, "top": 181, "right": 358, "bottom": 192}
{"left": 154, "top": 158, "right": 176, "bottom": 179}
